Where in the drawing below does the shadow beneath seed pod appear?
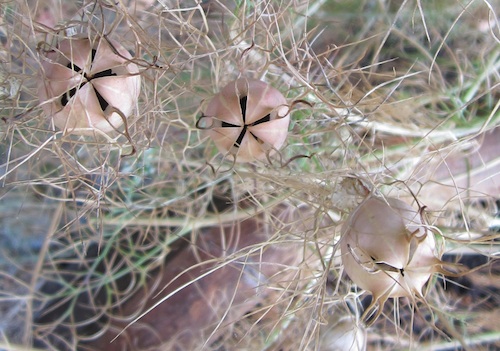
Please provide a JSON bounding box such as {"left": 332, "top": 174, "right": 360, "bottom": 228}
{"left": 33, "top": 198, "right": 311, "bottom": 351}
{"left": 83, "top": 216, "right": 301, "bottom": 350}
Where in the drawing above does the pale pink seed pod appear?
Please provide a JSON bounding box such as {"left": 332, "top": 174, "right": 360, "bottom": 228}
{"left": 340, "top": 196, "right": 440, "bottom": 321}
{"left": 200, "top": 78, "right": 290, "bottom": 163}
{"left": 38, "top": 36, "right": 141, "bottom": 135}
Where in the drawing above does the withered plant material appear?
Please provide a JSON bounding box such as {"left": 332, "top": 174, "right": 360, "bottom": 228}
{"left": 83, "top": 213, "right": 303, "bottom": 351}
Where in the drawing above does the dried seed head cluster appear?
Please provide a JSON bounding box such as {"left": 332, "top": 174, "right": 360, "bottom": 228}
{"left": 38, "top": 36, "right": 141, "bottom": 135}
{"left": 198, "top": 78, "right": 290, "bottom": 163}
{"left": 2, "top": 1, "right": 495, "bottom": 350}
{"left": 340, "top": 195, "right": 444, "bottom": 323}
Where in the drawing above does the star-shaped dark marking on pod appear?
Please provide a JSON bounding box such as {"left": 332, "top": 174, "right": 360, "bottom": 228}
{"left": 60, "top": 49, "right": 117, "bottom": 111}
{"left": 220, "top": 96, "right": 272, "bottom": 149}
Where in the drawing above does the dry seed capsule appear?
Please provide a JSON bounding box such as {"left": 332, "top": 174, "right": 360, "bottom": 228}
{"left": 340, "top": 196, "right": 442, "bottom": 323}
{"left": 198, "top": 78, "right": 290, "bottom": 163}
{"left": 38, "top": 36, "right": 141, "bottom": 135}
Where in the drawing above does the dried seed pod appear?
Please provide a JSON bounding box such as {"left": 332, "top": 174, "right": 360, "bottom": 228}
{"left": 340, "top": 196, "right": 443, "bottom": 323}
{"left": 320, "top": 313, "right": 366, "bottom": 351}
{"left": 38, "top": 36, "right": 141, "bottom": 135}
{"left": 198, "top": 78, "right": 290, "bottom": 163}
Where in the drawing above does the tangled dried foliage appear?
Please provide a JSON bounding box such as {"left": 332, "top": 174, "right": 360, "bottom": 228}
{"left": 0, "top": 0, "right": 499, "bottom": 350}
